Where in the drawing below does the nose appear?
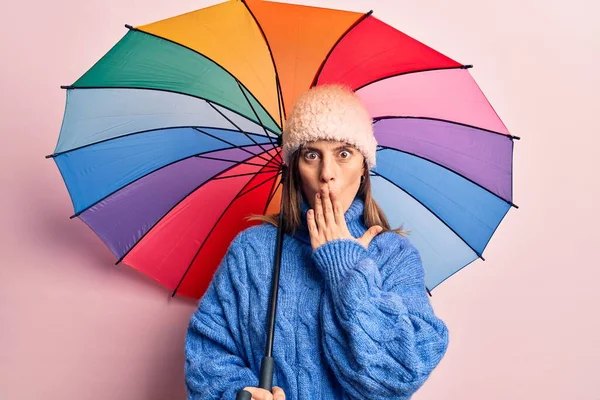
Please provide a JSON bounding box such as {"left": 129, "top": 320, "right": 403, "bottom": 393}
{"left": 319, "top": 156, "right": 335, "bottom": 183}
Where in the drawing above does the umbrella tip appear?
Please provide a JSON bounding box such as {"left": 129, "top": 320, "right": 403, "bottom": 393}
{"left": 425, "top": 286, "right": 432, "bottom": 297}
{"left": 463, "top": 64, "right": 473, "bottom": 69}
{"left": 125, "top": 24, "right": 135, "bottom": 31}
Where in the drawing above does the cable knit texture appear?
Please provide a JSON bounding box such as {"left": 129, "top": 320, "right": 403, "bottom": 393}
{"left": 184, "top": 199, "right": 449, "bottom": 399}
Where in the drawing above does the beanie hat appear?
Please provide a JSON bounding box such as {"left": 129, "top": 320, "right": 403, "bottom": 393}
{"left": 281, "top": 84, "right": 377, "bottom": 168}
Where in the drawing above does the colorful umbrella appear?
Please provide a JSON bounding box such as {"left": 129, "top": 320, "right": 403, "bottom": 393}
{"left": 48, "top": 0, "right": 518, "bottom": 303}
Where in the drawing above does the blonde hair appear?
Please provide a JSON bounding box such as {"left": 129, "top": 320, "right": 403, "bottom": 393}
{"left": 249, "top": 150, "right": 409, "bottom": 236}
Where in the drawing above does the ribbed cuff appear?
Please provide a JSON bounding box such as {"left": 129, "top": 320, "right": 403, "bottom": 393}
{"left": 312, "top": 239, "right": 368, "bottom": 286}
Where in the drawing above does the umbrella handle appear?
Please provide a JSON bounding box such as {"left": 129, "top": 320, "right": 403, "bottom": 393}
{"left": 234, "top": 354, "right": 275, "bottom": 398}
{"left": 236, "top": 390, "right": 252, "bottom": 400}
{"left": 237, "top": 356, "right": 273, "bottom": 399}
{"left": 258, "top": 356, "right": 274, "bottom": 389}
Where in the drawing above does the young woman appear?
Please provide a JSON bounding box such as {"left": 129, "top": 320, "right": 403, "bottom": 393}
{"left": 184, "top": 84, "right": 449, "bottom": 400}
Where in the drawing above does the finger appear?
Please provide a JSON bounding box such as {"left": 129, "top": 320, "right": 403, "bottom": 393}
{"left": 272, "top": 386, "right": 286, "bottom": 400}
{"left": 243, "top": 387, "right": 273, "bottom": 400}
{"left": 321, "top": 186, "right": 335, "bottom": 226}
{"left": 307, "top": 209, "right": 318, "bottom": 234}
{"left": 358, "top": 225, "right": 383, "bottom": 248}
{"left": 314, "top": 192, "right": 326, "bottom": 231}
{"left": 307, "top": 210, "right": 320, "bottom": 249}
{"left": 330, "top": 191, "right": 349, "bottom": 233}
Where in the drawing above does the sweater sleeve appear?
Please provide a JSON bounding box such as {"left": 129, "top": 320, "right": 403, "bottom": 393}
{"left": 312, "top": 236, "right": 449, "bottom": 400}
{"left": 184, "top": 233, "right": 258, "bottom": 399}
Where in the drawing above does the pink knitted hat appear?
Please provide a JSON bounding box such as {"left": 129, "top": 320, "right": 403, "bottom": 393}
{"left": 281, "top": 84, "right": 377, "bottom": 168}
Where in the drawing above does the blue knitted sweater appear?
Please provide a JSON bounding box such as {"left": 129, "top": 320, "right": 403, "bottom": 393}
{"left": 184, "top": 199, "right": 449, "bottom": 399}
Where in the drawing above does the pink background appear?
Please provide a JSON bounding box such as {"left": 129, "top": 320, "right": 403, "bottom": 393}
{"left": 1, "top": 0, "right": 598, "bottom": 399}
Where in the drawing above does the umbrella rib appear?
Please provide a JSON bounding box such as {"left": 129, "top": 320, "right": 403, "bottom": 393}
{"left": 206, "top": 100, "right": 277, "bottom": 153}
{"left": 371, "top": 171, "right": 485, "bottom": 261}
{"left": 171, "top": 159, "right": 278, "bottom": 297}
{"left": 232, "top": 152, "right": 282, "bottom": 201}
{"left": 262, "top": 148, "right": 283, "bottom": 214}
{"left": 373, "top": 116, "right": 520, "bottom": 140}
{"left": 274, "top": 145, "right": 283, "bottom": 169}
{"left": 425, "top": 258, "right": 481, "bottom": 295}
{"left": 211, "top": 169, "right": 281, "bottom": 180}
{"left": 276, "top": 75, "right": 285, "bottom": 126}
{"left": 429, "top": 167, "right": 515, "bottom": 294}
{"left": 69, "top": 143, "right": 274, "bottom": 218}
{"left": 58, "top": 86, "right": 281, "bottom": 138}
{"left": 113, "top": 151, "right": 273, "bottom": 267}
{"left": 241, "top": 0, "right": 286, "bottom": 124}
{"left": 46, "top": 124, "right": 275, "bottom": 159}
{"left": 310, "top": 10, "right": 374, "bottom": 88}
{"left": 260, "top": 146, "right": 282, "bottom": 176}
{"left": 264, "top": 178, "right": 282, "bottom": 215}
{"left": 195, "top": 154, "right": 276, "bottom": 168}
{"left": 424, "top": 195, "right": 515, "bottom": 294}
{"left": 234, "top": 172, "right": 280, "bottom": 201}
{"left": 122, "top": 25, "right": 282, "bottom": 132}
{"left": 355, "top": 65, "right": 473, "bottom": 92}
{"left": 194, "top": 128, "right": 273, "bottom": 163}
{"left": 376, "top": 146, "right": 518, "bottom": 208}
{"left": 234, "top": 79, "right": 280, "bottom": 167}
{"left": 232, "top": 80, "right": 277, "bottom": 152}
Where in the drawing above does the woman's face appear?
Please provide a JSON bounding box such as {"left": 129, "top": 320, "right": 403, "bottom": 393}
{"left": 298, "top": 140, "right": 365, "bottom": 212}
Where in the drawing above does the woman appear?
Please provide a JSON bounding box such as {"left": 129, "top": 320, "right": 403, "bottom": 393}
{"left": 184, "top": 84, "right": 449, "bottom": 400}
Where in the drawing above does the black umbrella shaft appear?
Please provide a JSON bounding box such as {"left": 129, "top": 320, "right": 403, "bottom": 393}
{"left": 265, "top": 208, "right": 285, "bottom": 358}
{"left": 236, "top": 209, "right": 284, "bottom": 399}
{"left": 238, "top": 168, "right": 286, "bottom": 399}
{"left": 259, "top": 170, "right": 287, "bottom": 390}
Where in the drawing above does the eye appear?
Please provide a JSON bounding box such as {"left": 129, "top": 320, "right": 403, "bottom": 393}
{"left": 339, "top": 150, "right": 351, "bottom": 159}
{"left": 303, "top": 151, "right": 319, "bottom": 160}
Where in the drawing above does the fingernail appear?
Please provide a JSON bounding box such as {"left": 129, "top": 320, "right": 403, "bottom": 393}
{"left": 316, "top": 193, "right": 320, "bottom": 199}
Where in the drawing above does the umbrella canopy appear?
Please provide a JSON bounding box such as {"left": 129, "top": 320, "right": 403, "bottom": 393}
{"left": 48, "top": 0, "right": 518, "bottom": 299}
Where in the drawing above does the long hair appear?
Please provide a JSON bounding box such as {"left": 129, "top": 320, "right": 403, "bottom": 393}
{"left": 249, "top": 150, "right": 409, "bottom": 236}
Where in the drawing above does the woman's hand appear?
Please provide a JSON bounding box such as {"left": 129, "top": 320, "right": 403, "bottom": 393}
{"left": 307, "top": 186, "right": 382, "bottom": 250}
{"left": 242, "top": 386, "right": 285, "bottom": 400}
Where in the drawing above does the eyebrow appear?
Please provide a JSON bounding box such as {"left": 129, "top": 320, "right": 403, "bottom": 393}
{"left": 302, "top": 144, "right": 354, "bottom": 152}
{"left": 333, "top": 145, "right": 354, "bottom": 152}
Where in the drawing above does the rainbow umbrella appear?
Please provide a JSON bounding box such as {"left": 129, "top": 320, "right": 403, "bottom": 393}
{"left": 48, "top": 0, "right": 518, "bottom": 302}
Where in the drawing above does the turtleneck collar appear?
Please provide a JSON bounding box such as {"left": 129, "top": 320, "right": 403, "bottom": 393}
{"left": 293, "top": 197, "right": 368, "bottom": 245}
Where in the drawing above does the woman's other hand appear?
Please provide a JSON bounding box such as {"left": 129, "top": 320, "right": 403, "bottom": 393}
{"left": 242, "top": 386, "right": 286, "bottom": 400}
{"left": 307, "top": 186, "right": 382, "bottom": 250}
